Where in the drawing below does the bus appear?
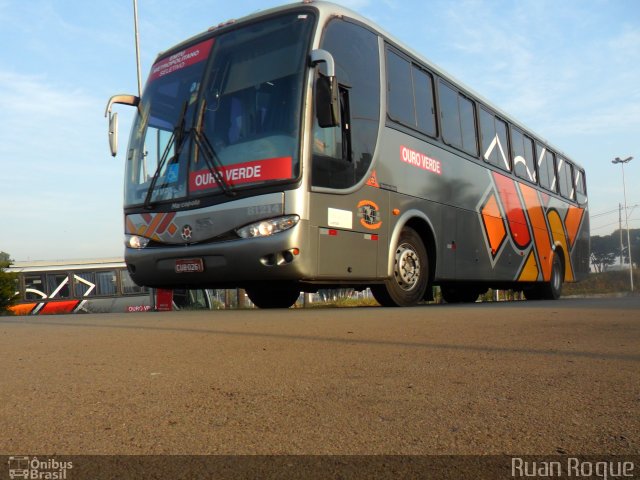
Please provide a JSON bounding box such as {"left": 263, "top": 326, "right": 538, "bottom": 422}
{"left": 105, "top": 1, "right": 589, "bottom": 308}
{"left": 7, "top": 258, "right": 213, "bottom": 315}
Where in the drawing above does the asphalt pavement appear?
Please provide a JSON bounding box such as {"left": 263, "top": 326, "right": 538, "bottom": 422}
{"left": 1, "top": 297, "right": 638, "bottom": 456}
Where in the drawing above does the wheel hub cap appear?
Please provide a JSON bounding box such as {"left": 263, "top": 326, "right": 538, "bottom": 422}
{"left": 395, "top": 244, "right": 420, "bottom": 291}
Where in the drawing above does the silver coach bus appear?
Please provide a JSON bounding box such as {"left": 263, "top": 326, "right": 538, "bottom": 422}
{"left": 106, "top": 1, "right": 589, "bottom": 308}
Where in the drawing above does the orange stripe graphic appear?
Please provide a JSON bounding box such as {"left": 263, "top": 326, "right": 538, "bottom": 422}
{"left": 564, "top": 206, "right": 585, "bottom": 248}
{"left": 144, "top": 213, "right": 165, "bottom": 238}
{"left": 126, "top": 217, "right": 137, "bottom": 235}
{"left": 518, "top": 250, "right": 539, "bottom": 281}
{"left": 156, "top": 212, "right": 176, "bottom": 234}
{"left": 519, "top": 184, "right": 553, "bottom": 281}
{"left": 481, "top": 193, "right": 506, "bottom": 256}
{"left": 547, "top": 210, "right": 574, "bottom": 282}
{"left": 40, "top": 301, "right": 80, "bottom": 315}
{"left": 493, "top": 173, "right": 531, "bottom": 249}
{"left": 9, "top": 303, "right": 38, "bottom": 315}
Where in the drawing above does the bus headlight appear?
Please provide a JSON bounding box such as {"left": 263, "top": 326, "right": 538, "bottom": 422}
{"left": 236, "top": 215, "right": 299, "bottom": 239}
{"left": 125, "top": 234, "right": 150, "bottom": 249}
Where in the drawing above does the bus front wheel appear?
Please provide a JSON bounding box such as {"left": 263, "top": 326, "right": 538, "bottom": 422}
{"left": 246, "top": 284, "right": 300, "bottom": 309}
{"left": 372, "top": 227, "right": 429, "bottom": 307}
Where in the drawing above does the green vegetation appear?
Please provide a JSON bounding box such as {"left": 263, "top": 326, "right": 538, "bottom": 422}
{"left": 590, "top": 228, "right": 639, "bottom": 273}
{"left": 563, "top": 270, "right": 639, "bottom": 296}
{"left": 0, "top": 251, "right": 18, "bottom": 315}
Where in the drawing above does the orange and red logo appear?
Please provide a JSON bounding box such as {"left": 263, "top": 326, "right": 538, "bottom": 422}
{"left": 357, "top": 200, "right": 382, "bottom": 230}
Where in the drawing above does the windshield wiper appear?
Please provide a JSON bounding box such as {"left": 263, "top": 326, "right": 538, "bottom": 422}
{"left": 192, "top": 128, "right": 236, "bottom": 197}
{"left": 143, "top": 100, "right": 190, "bottom": 210}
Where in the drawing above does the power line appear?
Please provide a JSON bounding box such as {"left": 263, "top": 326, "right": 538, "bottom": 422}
{"left": 591, "top": 217, "right": 640, "bottom": 232}
{"left": 590, "top": 204, "right": 639, "bottom": 219}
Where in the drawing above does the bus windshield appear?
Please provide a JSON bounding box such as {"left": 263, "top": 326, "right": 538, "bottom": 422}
{"left": 124, "top": 12, "right": 314, "bottom": 207}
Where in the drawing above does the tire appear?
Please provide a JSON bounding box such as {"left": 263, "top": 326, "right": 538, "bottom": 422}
{"left": 441, "top": 285, "right": 480, "bottom": 304}
{"left": 524, "top": 253, "right": 563, "bottom": 300}
{"left": 371, "top": 227, "right": 429, "bottom": 307}
{"left": 246, "top": 284, "right": 300, "bottom": 309}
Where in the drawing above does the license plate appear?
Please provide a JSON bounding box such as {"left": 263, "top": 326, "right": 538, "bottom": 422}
{"left": 175, "top": 258, "right": 204, "bottom": 273}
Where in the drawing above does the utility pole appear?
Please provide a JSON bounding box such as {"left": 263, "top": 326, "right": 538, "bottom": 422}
{"left": 619, "top": 203, "right": 624, "bottom": 267}
{"left": 611, "top": 156, "right": 634, "bottom": 292}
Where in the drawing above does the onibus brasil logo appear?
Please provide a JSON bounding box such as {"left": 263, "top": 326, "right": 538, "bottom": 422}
{"left": 8, "top": 457, "right": 73, "bottom": 479}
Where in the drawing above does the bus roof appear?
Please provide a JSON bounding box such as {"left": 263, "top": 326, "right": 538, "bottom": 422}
{"left": 7, "top": 258, "right": 126, "bottom": 273}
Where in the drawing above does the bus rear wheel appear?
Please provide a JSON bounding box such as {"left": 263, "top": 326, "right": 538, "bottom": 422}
{"left": 246, "top": 284, "right": 300, "bottom": 309}
{"left": 524, "top": 253, "right": 564, "bottom": 300}
{"left": 371, "top": 227, "right": 429, "bottom": 307}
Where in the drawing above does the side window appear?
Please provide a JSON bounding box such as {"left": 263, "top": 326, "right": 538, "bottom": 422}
{"left": 121, "top": 270, "right": 147, "bottom": 294}
{"left": 47, "top": 273, "right": 70, "bottom": 299}
{"left": 495, "top": 118, "right": 510, "bottom": 171}
{"left": 386, "top": 50, "right": 414, "bottom": 126}
{"left": 413, "top": 67, "right": 437, "bottom": 136}
{"left": 546, "top": 151, "right": 558, "bottom": 192}
{"left": 74, "top": 272, "right": 96, "bottom": 297}
{"left": 96, "top": 270, "right": 118, "bottom": 296}
{"left": 481, "top": 108, "right": 511, "bottom": 171}
{"left": 536, "top": 143, "right": 557, "bottom": 192}
{"left": 459, "top": 95, "right": 477, "bottom": 156}
{"left": 511, "top": 127, "right": 536, "bottom": 183}
{"left": 557, "top": 157, "right": 575, "bottom": 200}
{"left": 386, "top": 49, "right": 437, "bottom": 137}
{"left": 312, "top": 19, "right": 380, "bottom": 189}
{"left": 439, "top": 80, "right": 477, "bottom": 156}
{"left": 575, "top": 168, "right": 587, "bottom": 204}
{"left": 25, "top": 274, "right": 46, "bottom": 300}
{"left": 439, "top": 82, "right": 461, "bottom": 149}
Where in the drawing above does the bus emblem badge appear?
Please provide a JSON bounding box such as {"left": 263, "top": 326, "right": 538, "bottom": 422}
{"left": 357, "top": 200, "right": 382, "bottom": 230}
{"left": 181, "top": 225, "right": 193, "bottom": 241}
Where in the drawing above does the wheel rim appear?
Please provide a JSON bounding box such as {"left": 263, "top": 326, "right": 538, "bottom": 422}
{"left": 394, "top": 243, "right": 421, "bottom": 291}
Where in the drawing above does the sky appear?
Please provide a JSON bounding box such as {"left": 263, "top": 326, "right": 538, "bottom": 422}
{"left": 0, "top": 0, "right": 638, "bottom": 261}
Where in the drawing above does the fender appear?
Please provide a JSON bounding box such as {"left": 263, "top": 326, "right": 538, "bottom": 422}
{"left": 385, "top": 209, "right": 437, "bottom": 278}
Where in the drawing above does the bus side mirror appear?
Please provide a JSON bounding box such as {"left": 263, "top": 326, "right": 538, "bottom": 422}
{"left": 105, "top": 94, "right": 140, "bottom": 157}
{"left": 108, "top": 111, "right": 119, "bottom": 157}
{"left": 310, "top": 49, "right": 339, "bottom": 128}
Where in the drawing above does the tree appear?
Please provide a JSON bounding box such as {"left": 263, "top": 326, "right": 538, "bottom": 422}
{"left": 0, "top": 251, "right": 18, "bottom": 314}
{"left": 614, "top": 228, "right": 640, "bottom": 267}
{"left": 632, "top": 229, "right": 640, "bottom": 268}
{"left": 590, "top": 235, "right": 616, "bottom": 273}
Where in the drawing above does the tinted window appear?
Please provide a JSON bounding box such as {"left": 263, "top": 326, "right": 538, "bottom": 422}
{"left": 495, "top": 118, "right": 510, "bottom": 171}
{"left": 47, "top": 273, "right": 70, "bottom": 299}
{"left": 25, "top": 274, "right": 45, "bottom": 300}
{"left": 575, "top": 168, "right": 587, "bottom": 204}
{"left": 96, "top": 271, "right": 117, "bottom": 296}
{"left": 512, "top": 127, "right": 536, "bottom": 183}
{"left": 557, "top": 157, "right": 575, "bottom": 200}
{"left": 74, "top": 272, "right": 96, "bottom": 297}
{"left": 386, "top": 50, "right": 436, "bottom": 137}
{"left": 440, "top": 81, "right": 477, "bottom": 156}
{"left": 480, "top": 108, "right": 510, "bottom": 171}
{"left": 312, "top": 20, "right": 380, "bottom": 189}
{"left": 536, "top": 143, "right": 557, "bottom": 192}
{"left": 121, "top": 270, "right": 146, "bottom": 294}
{"left": 413, "top": 67, "right": 437, "bottom": 136}
{"left": 459, "top": 95, "right": 477, "bottom": 155}
{"left": 386, "top": 50, "right": 413, "bottom": 125}
{"left": 440, "top": 81, "right": 462, "bottom": 149}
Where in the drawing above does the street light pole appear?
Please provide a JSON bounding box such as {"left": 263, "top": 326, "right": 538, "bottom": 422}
{"left": 611, "top": 156, "right": 634, "bottom": 292}
{"left": 133, "top": 0, "right": 143, "bottom": 98}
